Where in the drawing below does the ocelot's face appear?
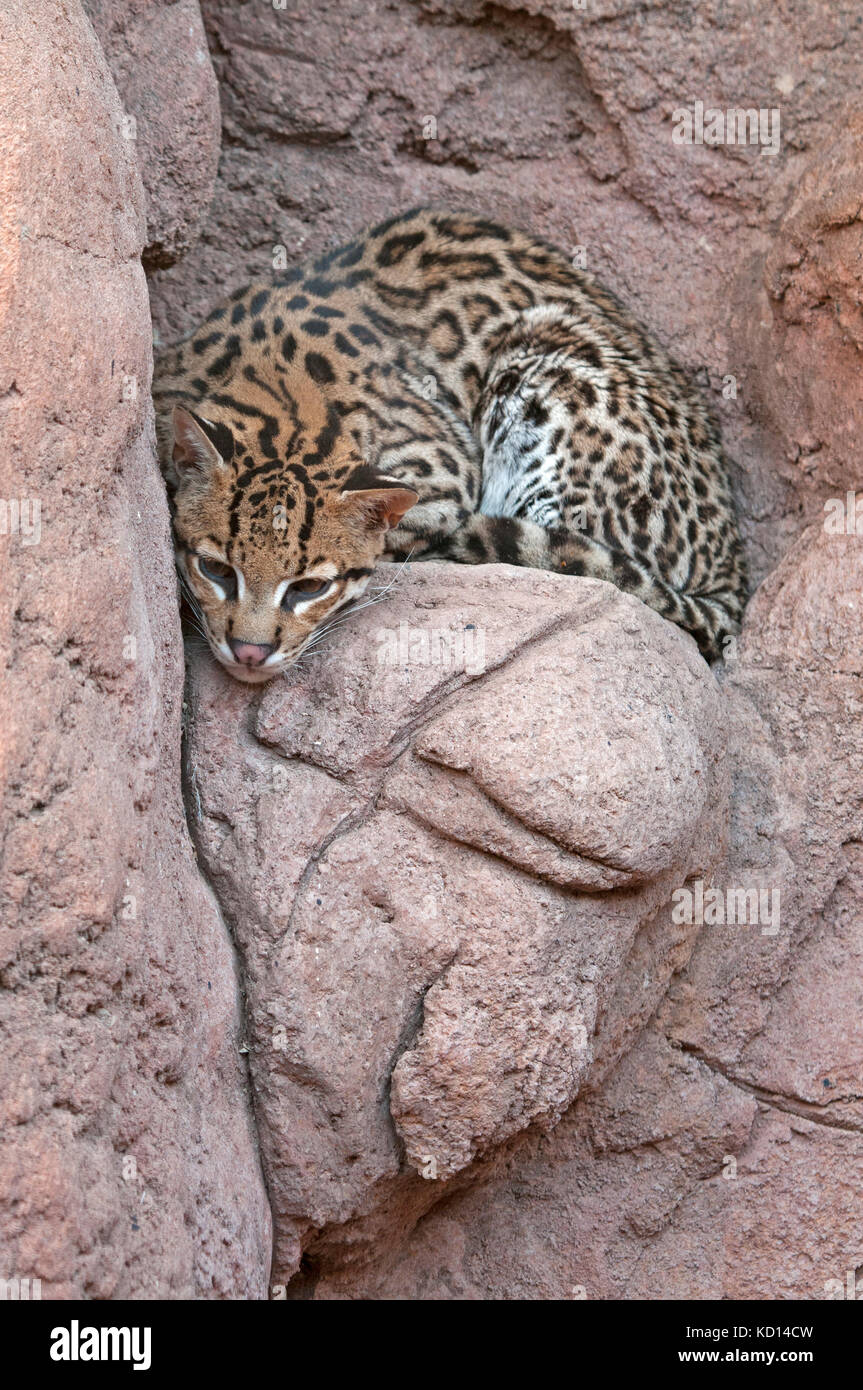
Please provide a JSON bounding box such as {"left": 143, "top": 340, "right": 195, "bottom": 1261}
{"left": 167, "top": 407, "right": 417, "bottom": 683}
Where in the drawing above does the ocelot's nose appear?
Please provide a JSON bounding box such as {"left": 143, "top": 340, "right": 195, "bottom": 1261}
{"left": 229, "top": 639, "right": 274, "bottom": 667}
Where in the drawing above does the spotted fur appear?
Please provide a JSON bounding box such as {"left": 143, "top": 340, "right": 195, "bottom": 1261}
{"left": 154, "top": 208, "right": 746, "bottom": 681}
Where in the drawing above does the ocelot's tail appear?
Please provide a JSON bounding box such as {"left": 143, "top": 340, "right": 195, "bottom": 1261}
{"left": 420, "top": 514, "right": 743, "bottom": 663}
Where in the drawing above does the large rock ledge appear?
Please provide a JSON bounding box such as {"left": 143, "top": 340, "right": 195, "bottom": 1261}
{"left": 185, "top": 566, "right": 730, "bottom": 1282}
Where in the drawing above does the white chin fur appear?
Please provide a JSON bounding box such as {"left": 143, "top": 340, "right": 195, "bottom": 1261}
{"left": 219, "top": 661, "right": 279, "bottom": 684}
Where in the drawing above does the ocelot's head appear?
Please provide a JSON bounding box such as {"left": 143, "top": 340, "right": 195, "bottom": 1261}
{"left": 163, "top": 405, "right": 417, "bottom": 683}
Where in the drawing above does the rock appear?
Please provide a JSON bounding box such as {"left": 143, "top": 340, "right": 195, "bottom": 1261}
{"left": 287, "top": 445, "right": 863, "bottom": 1302}
{"left": 185, "top": 564, "right": 729, "bottom": 1281}
{"left": 294, "top": 1030, "right": 760, "bottom": 1299}
{"left": 0, "top": 0, "right": 269, "bottom": 1298}
{"left": 84, "top": 0, "right": 220, "bottom": 271}
{"left": 741, "top": 111, "right": 863, "bottom": 504}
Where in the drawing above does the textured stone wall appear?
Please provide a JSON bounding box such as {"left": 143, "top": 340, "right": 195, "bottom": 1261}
{"left": 184, "top": 567, "right": 730, "bottom": 1284}
{"left": 0, "top": 0, "right": 269, "bottom": 1299}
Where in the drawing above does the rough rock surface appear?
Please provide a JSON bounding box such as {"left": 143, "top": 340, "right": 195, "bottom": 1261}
{"left": 185, "top": 567, "right": 729, "bottom": 1282}
{"left": 84, "top": 0, "right": 221, "bottom": 270}
{"left": 313, "top": 526, "right": 863, "bottom": 1300}
{"left": 0, "top": 1, "right": 269, "bottom": 1298}
{"left": 740, "top": 107, "right": 863, "bottom": 507}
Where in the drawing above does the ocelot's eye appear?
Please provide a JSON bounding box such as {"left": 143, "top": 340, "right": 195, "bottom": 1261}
{"left": 282, "top": 576, "right": 332, "bottom": 607}
{"left": 197, "top": 555, "right": 237, "bottom": 596}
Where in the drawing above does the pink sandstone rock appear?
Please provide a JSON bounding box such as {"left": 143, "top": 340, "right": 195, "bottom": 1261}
{"left": 740, "top": 110, "right": 863, "bottom": 507}
{"left": 0, "top": 0, "right": 269, "bottom": 1298}
{"left": 185, "top": 566, "right": 729, "bottom": 1280}
{"left": 84, "top": 0, "right": 221, "bottom": 271}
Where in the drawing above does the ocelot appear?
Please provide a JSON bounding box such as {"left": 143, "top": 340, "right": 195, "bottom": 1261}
{"left": 153, "top": 207, "right": 746, "bottom": 682}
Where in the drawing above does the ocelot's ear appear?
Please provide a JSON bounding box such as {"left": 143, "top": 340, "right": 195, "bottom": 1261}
{"left": 170, "top": 407, "right": 233, "bottom": 480}
{"left": 339, "top": 474, "right": 418, "bottom": 531}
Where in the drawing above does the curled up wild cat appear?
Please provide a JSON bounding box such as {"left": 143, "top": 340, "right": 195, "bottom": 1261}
{"left": 154, "top": 208, "right": 746, "bottom": 683}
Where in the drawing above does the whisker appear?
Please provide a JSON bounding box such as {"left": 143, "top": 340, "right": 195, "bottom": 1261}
{"left": 369, "top": 549, "right": 416, "bottom": 595}
{"left": 295, "top": 552, "right": 418, "bottom": 659}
